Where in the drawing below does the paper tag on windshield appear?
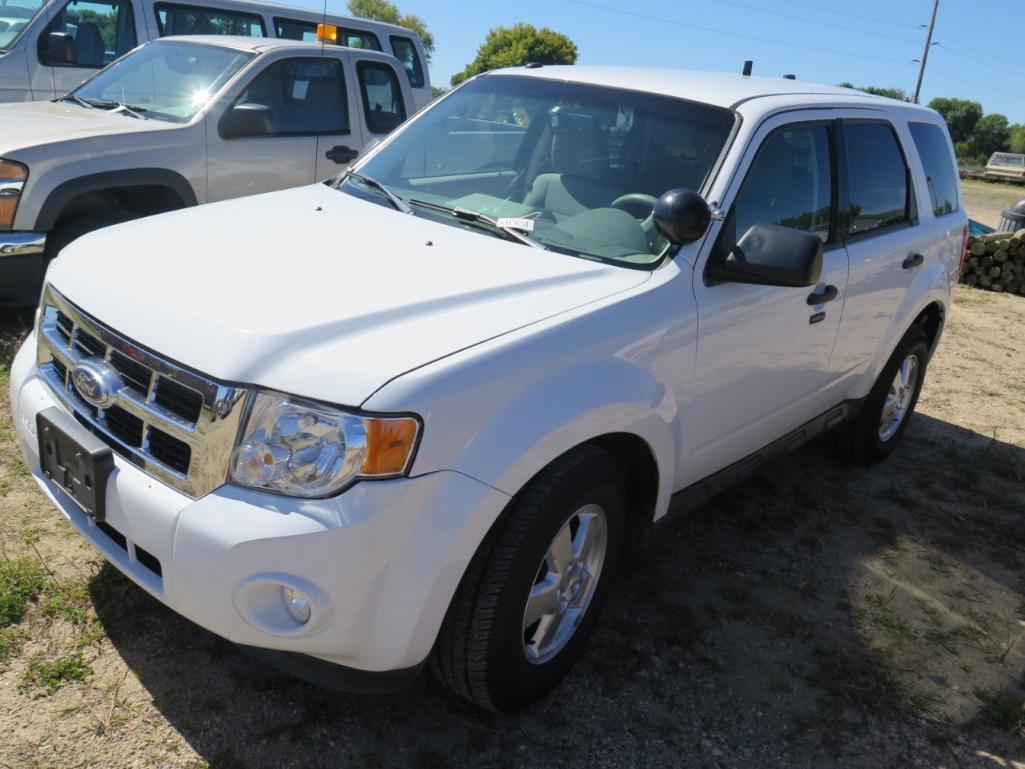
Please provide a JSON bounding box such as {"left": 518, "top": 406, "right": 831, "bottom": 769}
{"left": 496, "top": 217, "right": 536, "bottom": 232}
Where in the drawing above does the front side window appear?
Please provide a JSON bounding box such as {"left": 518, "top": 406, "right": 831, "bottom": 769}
{"left": 842, "top": 122, "right": 910, "bottom": 235}
{"left": 357, "top": 60, "right": 405, "bottom": 134}
{"left": 71, "top": 40, "right": 252, "bottom": 122}
{"left": 0, "top": 0, "right": 46, "bottom": 51}
{"left": 389, "top": 35, "right": 422, "bottom": 88}
{"left": 232, "top": 57, "right": 349, "bottom": 136}
{"left": 909, "top": 122, "right": 959, "bottom": 217}
{"left": 733, "top": 124, "right": 834, "bottom": 243}
{"left": 155, "top": 3, "right": 264, "bottom": 37}
{"left": 39, "top": 0, "right": 136, "bottom": 68}
{"left": 345, "top": 74, "right": 737, "bottom": 267}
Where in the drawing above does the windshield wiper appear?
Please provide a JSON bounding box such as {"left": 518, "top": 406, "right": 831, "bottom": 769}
{"left": 407, "top": 199, "right": 545, "bottom": 249}
{"left": 343, "top": 171, "right": 412, "bottom": 214}
{"left": 57, "top": 94, "right": 95, "bottom": 109}
{"left": 78, "top": 98, "right": 148, "bottom": 119}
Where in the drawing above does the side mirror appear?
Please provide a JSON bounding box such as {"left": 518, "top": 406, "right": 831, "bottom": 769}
{"left": 652, "top": 188, "right": 712, "bottom": 245}
{"left": 709, "top": 224, "right": 823, "bottom": 288}
{"left": 47, "top": 32, "right": 77, "bottom": 66}
{"left": 224, "top": 103, "right": 274, "bottom": 138}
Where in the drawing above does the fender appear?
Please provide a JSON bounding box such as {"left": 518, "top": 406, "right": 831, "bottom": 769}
{"left": 34, "top": 169, "right": 198, "bottom": 232}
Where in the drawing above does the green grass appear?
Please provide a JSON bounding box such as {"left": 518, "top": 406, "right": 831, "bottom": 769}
{"left": 0, "top": 627, "right": 25, "bottom": 666}
{"left": 0, "top": 557, "right": 47, "bottom": 627}
{"left": 975, "top": 687, "right": 1025, "bottom": 735}
{"left": 19, "top": 653, "right": 92, "bottom": 696}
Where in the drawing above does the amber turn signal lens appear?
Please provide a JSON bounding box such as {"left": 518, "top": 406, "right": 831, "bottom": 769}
{"left": 317, "top": 23, "right": 338, "bottom": 43}
{"left": 362, "top": 417, "right": 419, "bottom": 476}
{"left": 0, "top": 160, "right": 27, "bottom": 182}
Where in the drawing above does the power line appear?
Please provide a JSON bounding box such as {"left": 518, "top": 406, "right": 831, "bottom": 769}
{"left": 934, "top": 36, "right": 1025, "bottom": 74}
{"left": 935, "top": 44, "right": 1025, "bottom": 79}
{"left": 778, "top": 0, "right": 922, "bottom": 30}
{"left": 565, "top": 0, "right": 914, "bottom": 66}
{"left": 927, "top": 66, "right": 1025, "bottom": 102}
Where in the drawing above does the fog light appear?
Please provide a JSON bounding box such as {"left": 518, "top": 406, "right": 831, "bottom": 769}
{"left": 281, "top": 586, "right": 311, "bottom": 624}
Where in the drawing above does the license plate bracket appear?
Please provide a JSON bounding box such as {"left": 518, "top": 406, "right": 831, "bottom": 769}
{"left": 36, "top": 407, "right": 114, "bottom": 522}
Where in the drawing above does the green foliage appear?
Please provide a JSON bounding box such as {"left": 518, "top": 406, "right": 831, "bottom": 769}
{"left": 430, "top": 86, "right": 449, "bottom": 100}
{"left": 837, "top": 82, "right": 907, "bottom": 101}
{"left": 927, "top": 97, "right": 983, "bottom": 145}
{"left": 19, "top": 653, "right": 91, "bottom": 695}
{"left": 0, "top": 558, "right": 47, "bottom": 628}
{"left": 968, "top": 113, "right": 1011, "bottom": 160}
{"left": 451, "top": 23, "right": 577, "bottom": 86}
{"left": 0, "top": 627, "right": 25, "bottom": 666}
{"left": 1010, "top": 125, "right": 1025, "bottom": 155}
{"left": 347, "top": 0, "right": 434, "bottom": 62}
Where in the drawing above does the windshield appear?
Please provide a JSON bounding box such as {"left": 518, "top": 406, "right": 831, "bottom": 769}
{"left": 71, "top": 41, "right": 253, "bottom": 123}
{"left": 0, "top": 0, "right": 45, "bottom": 50}
{"left": 346, "top": 74, "right": 736, "bottom": 266}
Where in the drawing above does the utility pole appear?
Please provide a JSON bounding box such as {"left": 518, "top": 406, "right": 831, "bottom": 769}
{"left": 913, "top": 0, "right": 939, "bottom": 104}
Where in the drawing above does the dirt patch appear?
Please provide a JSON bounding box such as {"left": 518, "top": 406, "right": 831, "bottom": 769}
{"left": 963, "top": 179, "right": 1025, "bottom": 229}
{"left": 1, "top": 263, "right": 1024, "bottom": 765}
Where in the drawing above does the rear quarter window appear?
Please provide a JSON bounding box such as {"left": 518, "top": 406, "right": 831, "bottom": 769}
{"left": 909, "top": 122, "right": 959, "bottom": 217}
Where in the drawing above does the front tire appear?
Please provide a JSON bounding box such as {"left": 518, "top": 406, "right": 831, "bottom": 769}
{"left": 431, "top": 445, "right": 625, "bottom": 711}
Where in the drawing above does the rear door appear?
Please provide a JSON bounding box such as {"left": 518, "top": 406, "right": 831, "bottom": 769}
{"left": 207, "top": 51, "right": 355, "bottom": 201}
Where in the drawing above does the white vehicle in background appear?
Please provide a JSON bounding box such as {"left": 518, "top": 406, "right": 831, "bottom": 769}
{"left": 10, "top": 68, "right": 967, "bottom": 711}
{"left": 0, "top": 0, "right": 431, "bottom": 107}
{"left": 0, "top": 35, "right": 413, "bottom": 305}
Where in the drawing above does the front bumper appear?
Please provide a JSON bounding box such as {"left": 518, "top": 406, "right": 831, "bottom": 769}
{"left": 0, "top": 233, "right": 47, "bottom": 306}
{"left": 10, "top": 334, "right": 510, "bottom": 680}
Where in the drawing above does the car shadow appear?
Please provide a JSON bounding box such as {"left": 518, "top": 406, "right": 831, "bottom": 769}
{"left": 86, "top": 411, "right": 1025, "bottom": 768}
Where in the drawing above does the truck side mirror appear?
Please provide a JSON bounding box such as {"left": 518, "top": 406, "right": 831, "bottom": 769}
{"left": 652, "top": 188, "right": 712, "bottom": 245}
{"left": 47, "top": 32, "right": 78, "bottom": 66}
{"left": 708, "top": 224, "right": 823, "bottom": 288}
{"left": 224, "top": 103, "right": 275, "bottom": 138}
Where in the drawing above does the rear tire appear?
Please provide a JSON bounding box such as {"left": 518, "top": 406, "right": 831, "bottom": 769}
{"left": 431, "top": 445, "right": 625, "bottom": 711}
{"left": 838, "top": 324, "right": 930, "bottom": 466}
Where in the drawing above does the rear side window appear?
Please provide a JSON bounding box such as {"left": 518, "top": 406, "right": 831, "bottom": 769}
{"left": 155, "top": 3, "right": 264, "bottom": 36}
{"left": 390, "top": 35, "right": 423, "bottom": 88}
{"left": 842, "top": 122, "right": 910, "bottom": 236}
{"left": 233, "top": 57, "right": 348, "bottom": 136}
{"left": 39, "top": 0, "right": 137, "bottom": 68}
{"left": 357, "top": 60, "right": 405, "bottom": 134}
{"left": 273, "top": 17, "right": 316, "bottom": 42}
{"left": 733, "top": 124, "right": 834, "bottom": 243}
{"left": 909, "top": 122, "right": 959, "bottom": 217}
{"left": 341, "top": 28, "right": 380, "bottom": 50}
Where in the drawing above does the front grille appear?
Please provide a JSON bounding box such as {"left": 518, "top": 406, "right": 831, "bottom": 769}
{"left": 35, "top": 286, "right": 248, "bottom": 498}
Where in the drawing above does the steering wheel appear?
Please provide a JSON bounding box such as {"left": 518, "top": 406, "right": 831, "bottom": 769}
{"left": 611, "top": 193, "right": 658, "bottom": 221}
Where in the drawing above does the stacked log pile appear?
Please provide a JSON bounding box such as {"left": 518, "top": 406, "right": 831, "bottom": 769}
{"left": 962, "top": 231, "right": 1025, "bottom": 295}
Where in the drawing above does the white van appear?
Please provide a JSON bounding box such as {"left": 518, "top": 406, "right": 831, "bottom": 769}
{"left": 0, "top": 0, "right": 431, "bottom": 107}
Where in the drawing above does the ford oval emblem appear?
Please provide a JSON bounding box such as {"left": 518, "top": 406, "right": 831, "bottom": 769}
{"left": 71, "top": 358, "right": 124, "bottom": 409}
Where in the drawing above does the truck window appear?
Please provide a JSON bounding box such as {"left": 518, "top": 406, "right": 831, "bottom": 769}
{"left": 841, "top": 122, "right": 910, "bottom": 236}
{"left": 38, "top": 0, "right": 136, "bottom": 68}
{"left": 233, "top": 57, "right": 349, "bottom": 136}
{"left": 272, "top": 18, "right": 381, "bottom": 51}
{"left": 340, "top": 28, "right": 380, "bottom": 50}
{"left": 155, "top": 3, "right": 264, "bottom": 36}
{"left": 357, "top": 60, "right": 405, "bottom": 134}
{"left": 908, "top": 122, "right": 959, "bottom": 217}
{"left": 734, "top": 124, "right": 834, "bottom": 243}
{"left": 389, "top": 35, "right": 423, "bottom": 88}
{"left": 0, "top": 0, "right": 46, "bottom": 51}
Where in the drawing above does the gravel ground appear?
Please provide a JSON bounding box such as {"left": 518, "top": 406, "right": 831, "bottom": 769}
{"left": 0, "top": 189, "right": 1023, "bottom": 768}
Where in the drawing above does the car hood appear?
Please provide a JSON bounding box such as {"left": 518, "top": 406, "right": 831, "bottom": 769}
{"left": 48, "top": 184, "right": 652, "bottom": 406}
{"left": 0, "top": 101, "right": 171, "bottom": 154}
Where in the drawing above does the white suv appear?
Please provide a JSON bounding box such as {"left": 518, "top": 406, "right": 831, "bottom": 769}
{"left": 9, "top": 67, "right": 968, "bottom": 711}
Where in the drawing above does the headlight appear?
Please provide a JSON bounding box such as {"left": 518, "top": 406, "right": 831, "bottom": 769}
{"left": 0, "top": 160, "right": 28, "bottom": 229}
{"left": 229, "top": 392, "right": 420, "bottom": 498}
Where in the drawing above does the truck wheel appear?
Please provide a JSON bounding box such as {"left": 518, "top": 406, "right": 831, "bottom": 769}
{"left": 839, "top": 324, "right": 930, "bottom": 466}
{"left": 431, "top": 445, "right": 625, "bottom": 711}
{"left": 46, "top": 209, "right": 134, "bottom": 262}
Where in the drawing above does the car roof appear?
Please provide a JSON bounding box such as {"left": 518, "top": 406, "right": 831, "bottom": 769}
{"left": 154, "top": 35, "right": 385, "bottom": 55}
{"left": 486, "top": 65, "right": 937, "bottom": 116}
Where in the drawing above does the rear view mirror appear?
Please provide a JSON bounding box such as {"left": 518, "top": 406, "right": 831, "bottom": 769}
{"left": 224, "top": 103, "right": 274, "bottom": 138}
{"left": 652, "top": 188, "right": 712, "bottom": 245}
{"left": 708, "top": 224, "right": 823, "bottom": 288}
{"left": 47, "top": 32, "right": 77, "bottom": 66}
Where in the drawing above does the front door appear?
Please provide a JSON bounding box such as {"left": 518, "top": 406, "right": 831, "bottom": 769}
{"left": 681, "top": 117, "right": 850, "bottom": 486}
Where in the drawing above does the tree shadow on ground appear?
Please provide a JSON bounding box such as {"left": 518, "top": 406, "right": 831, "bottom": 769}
{"left": 83, "top": 411, "right": 1025, "bottom": 769}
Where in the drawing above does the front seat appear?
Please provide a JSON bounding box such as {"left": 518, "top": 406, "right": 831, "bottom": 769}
{"left": 292, "top": 75, "right": 345, "bottom": 132}
{"left": 523, "top": 128, "right": 617, "bottom": 220}
{"left": 74, "top": 21, "right": 104, "bottom": 67}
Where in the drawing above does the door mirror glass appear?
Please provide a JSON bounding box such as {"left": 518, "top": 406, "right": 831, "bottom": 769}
{"left": 47, "top": 31, "right": 76, "bottom": 65}
{"left": 710, "top": 223, "right": 823, "bottom": 287}
{"left": 226, "top": 103, "right": 274, "bottom": 138}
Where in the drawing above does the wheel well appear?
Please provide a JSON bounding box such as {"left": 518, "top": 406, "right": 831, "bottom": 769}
{"left": 52, "top": 186, "right": 186, "bottom": 231}
{"left": 589, "top": 433, "right": 660, "bottom": 543}
{"left": 912, "top": 302, "right": 944, "bottom": 353}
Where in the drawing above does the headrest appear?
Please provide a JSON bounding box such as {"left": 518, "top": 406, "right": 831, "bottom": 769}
{"left": 551, "top": 129, "right": 608, "bottom": 181}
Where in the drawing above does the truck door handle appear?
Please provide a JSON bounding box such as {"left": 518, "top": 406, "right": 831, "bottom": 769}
{"left": 325, "top": 145, "right": 359, "bottom": 164}
{"left": 902, "top": 253, "right": 924, "bottom": 269}
{"left": 807, "top": 285, "right": 838, "bottom": 305}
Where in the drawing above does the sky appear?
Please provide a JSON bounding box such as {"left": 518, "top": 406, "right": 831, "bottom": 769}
{"left": 304, "top": 0, "right": 1025, "bottom": 123}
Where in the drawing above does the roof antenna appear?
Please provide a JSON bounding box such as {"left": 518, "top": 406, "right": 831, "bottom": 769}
{"left": 783, "top": 73, "right": 796, "bottom": 80}
{"left": 742, "top": 60, "right": 753, "bottom": 77}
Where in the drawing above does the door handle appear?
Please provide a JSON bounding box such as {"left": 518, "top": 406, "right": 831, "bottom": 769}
{"left": 807, "top": 285, "right": 839, "bottom": 305}
{"left": 902, "top": 253, "right": 925, "bottom": 269}
{"left": 325, "top": 145, "right": 359, "bottom": 164}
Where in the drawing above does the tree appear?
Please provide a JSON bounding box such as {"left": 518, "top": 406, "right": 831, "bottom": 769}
{"left": 348, "top": 0, "right": 434, "bottom": 62}
{"left": 927, "top": 97, "right": 983, "bottom": 145}
{"left": 968, "top": 113, "right": 1011, "bottom": 160}
{"left": 1009, "top": 124, "right": 1025, "bottom": 155}
{"left": 837, "top": 82, "right": 907, "bottom": 101}
{"left": 451, "top": 23, "right": 577, "bottom": 86}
